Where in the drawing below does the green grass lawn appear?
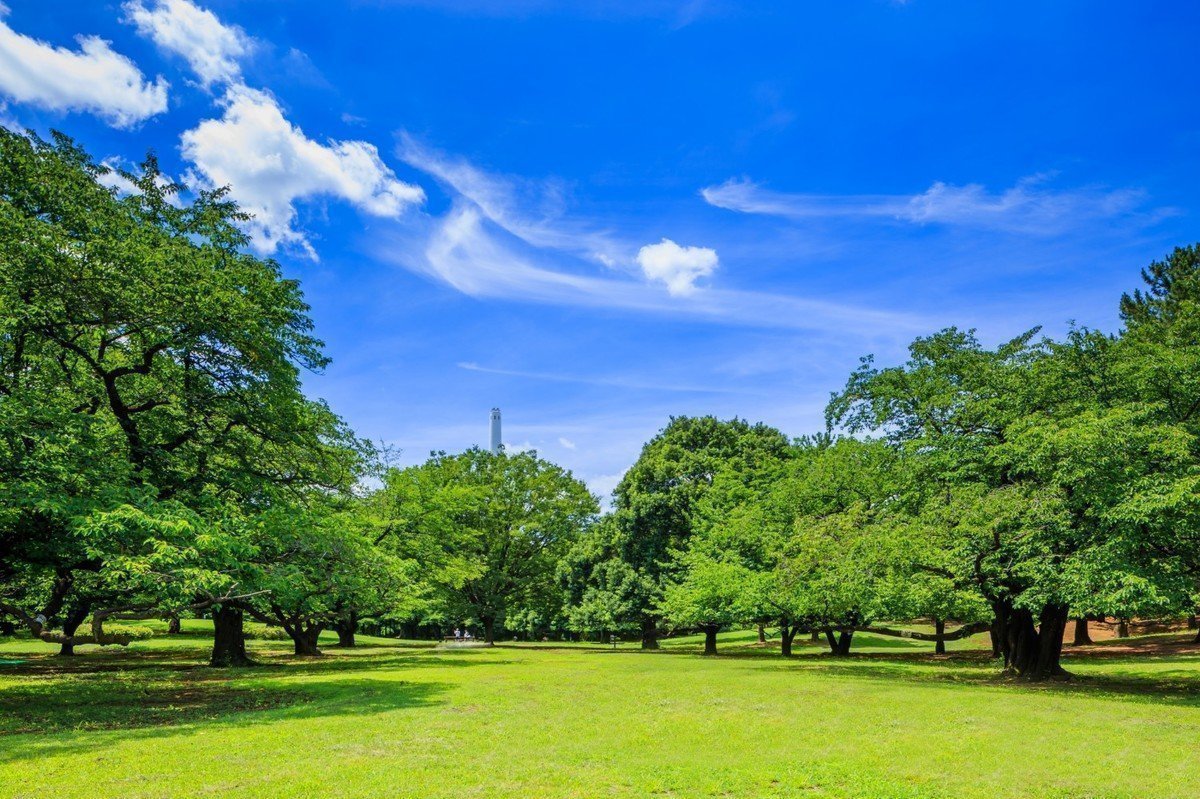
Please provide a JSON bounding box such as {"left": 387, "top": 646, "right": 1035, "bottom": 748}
{"left": 2, "top": 622, "right": 1199, "bottom": 798}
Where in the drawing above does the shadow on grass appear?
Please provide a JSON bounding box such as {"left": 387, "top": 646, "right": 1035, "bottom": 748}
{"left": 0, "top": 672, "right": 451, "bottom": 763}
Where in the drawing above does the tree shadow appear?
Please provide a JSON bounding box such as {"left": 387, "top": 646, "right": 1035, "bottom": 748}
{"left": 0, "top": 674, "right": 451, "bottom": 763}
{"left": 768, "top": 651, "right": 1200, "bottom": 707}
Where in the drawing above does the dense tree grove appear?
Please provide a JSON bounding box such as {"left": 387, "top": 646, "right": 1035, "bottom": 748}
{"left": 3, "top": 129, "right": 1199, "bottom": 683}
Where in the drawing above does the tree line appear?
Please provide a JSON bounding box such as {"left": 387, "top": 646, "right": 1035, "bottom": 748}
{"left": 2, "top": 130, "right": 1198, "bottom": 682}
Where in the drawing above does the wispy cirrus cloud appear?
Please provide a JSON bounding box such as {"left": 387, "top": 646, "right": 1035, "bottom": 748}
{"left": 399, "top": 133, "right": 631, "bottom": 270}
{"left": 457, "top": 361, "right": 764, "bottom": 395}
{"left": 0, "top": 6, "right": 167, "bottom": 128}
{"left": 384, "top": 138, "right": 926, "bottom": 335}
{"left": 702, "top": 175, "right": 1170, "bottom": 235}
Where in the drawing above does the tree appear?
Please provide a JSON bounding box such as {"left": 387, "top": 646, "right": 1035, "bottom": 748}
{"left": 0, "top": 128, "right": 365, "bottom": 665}
{"left": 376, "top": 449, "right": 597, "bottom": 644}
{"left": 607, "top": 416, "right": 792, "bottom": 649}
{"left": 829, "top": 326, "right": 1194, "bottom": 679}
{"left": 241, "top": 502, "right": 412, "bottom": 656}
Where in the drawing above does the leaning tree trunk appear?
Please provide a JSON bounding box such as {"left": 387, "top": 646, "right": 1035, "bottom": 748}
{"left": 291, "top": 625, "right": 323, "bottom": 656}
{"left": 1072, "top": 616, "right": 1092, "bottom": 646}
{"left": 57, "top": 602, "right": 91, "bottom": 657}
{"left": 210, "top": 604, "right": 254, "bottom": 667}
{"left": 640, "top": 616, "right": 660, "bottom": 650}
{"left": 1003, "top": 603, "right": 1070, "bottom": 681}
{"left": 702, "top": 625, "right": 719, "bottom": 655}
{"left": 335, "top": 611, "right": 357, "bottom": 647}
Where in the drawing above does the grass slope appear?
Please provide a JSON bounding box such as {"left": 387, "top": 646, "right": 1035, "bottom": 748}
{"left": 2, "top": 622, "right": 1199, "bottom": 798}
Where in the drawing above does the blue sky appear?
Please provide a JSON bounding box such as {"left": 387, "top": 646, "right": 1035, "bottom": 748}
{"left": 2, "top": 1, "right": 1197, "bottom": 498}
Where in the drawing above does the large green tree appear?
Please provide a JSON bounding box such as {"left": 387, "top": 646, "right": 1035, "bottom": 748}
{"left": 376, "top": 448, "right": 597, "bottom": 644}
{"left": 0, "top": 129, "right": 364, "bottom": 664}
{"left": 598, "top": 416, "right": 792, "bottom": 649}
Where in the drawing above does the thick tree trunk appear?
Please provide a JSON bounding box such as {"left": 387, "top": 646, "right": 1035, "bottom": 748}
{"left": 934, "top": 618, "right": 946, "bottom": 655}
{"left": 1117, "top": 618, "right": 1130, "bottom": 638}
{"left": 1187, "top": 614, "right": 1197, "bottom": 630}
{"left": 210, "top": 604, "right": 254, "bottom": 667}
{"left": 167, "top": 615, "right": 182, "bottom": 635}
{"left": 292, "top": 625, "right": 323, "bottom": 656}
{"left": 1072, "top": 616, "right": 1092, "bottom": 646}
{"left": 810, "top": 630, "right": 820, "bottom": 642}
{"left": 702, "top": 625, "right": 719, "bottom": 655}
{"left": 824, "top": 629, "right": 853, "bottom": 655}
{"left": 757, "top": 624, "right": 766, "bottom": 644}
{"left": 640, "top": 616, "right": 659, "bottom": 650}
{"left": 57, "top": 602, "right": 91, "bottom": 657}
{"left": 1004, "top": 603, "right": 1070, "bottom": 681}
{"left": 336, "top": 611, "right": 357, "bottom": 647}
{"left": 483, "top": 616, "right": 496, "bottom": 646}
{"left": 780, "top": 618, "right": 793, "bottom": 657}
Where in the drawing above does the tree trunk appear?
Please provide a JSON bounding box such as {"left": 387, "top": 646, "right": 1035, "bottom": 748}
{"left": 757, "top": 624, "right": 766, "bottom": 644}
{"left": 780, "top": 618, "right": 793, "bottom": 657}
{"left": 934, "top": 618, "right": 946, "bottom": 655}
{"left": 1003, "top": 603, "right": 1070, "bottom": 681}
{"left": 335, "top": 611, "right": 357, "bottom": 647}
{"left": 1117, "top": 618, "right": 1130, "bottom": 638}
{"left": 702, "top": 625, "right": 719, "bottom": 655}
{"left": 1072, "top": 616, "right": 1092, "bottom": 646}
{"left": 640, "top": 616, "right": 659, "bottom": 650}
{"left": 835, "top": 629, "right": 853, "bottom": 656}
{"left": 483, "top": 616, "right": 496, "bottom": 646}
{"left": 810, "top": 630, "right": 820, "bottom": 642}
{"left": 292, "top": 625, "right": 323, "bottom": 656}
{"left": 210, "top": 604, "right": 254, "bottom": 667}
{"left": 167, "top": 615, "right": 182, "bottom": 635}
{"left": 1187, "top": 614, "right": 1197, "bottom": 630}
{"left": 56, "top": 602, "right": 91, "bottom": 657}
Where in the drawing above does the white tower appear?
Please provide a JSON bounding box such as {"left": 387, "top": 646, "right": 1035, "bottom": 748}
{"left": 489, "top": 408, "right": 502, "bottom": 454}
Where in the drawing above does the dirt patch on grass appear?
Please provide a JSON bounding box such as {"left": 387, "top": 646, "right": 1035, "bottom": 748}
{"left": 1069, "top": 632, "right": 1200, "bottom": 658}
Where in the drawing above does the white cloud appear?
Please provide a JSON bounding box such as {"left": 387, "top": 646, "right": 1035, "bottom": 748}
{"left": 636, "top": 238, "right": 718, "bottom": 296}
{"left": 0, "top": 8, "right": 167, "bottom": 127}
{"left": 375, "top": 203, "right": 926, "bottom": 334}
{"left": 400, "top": 134, "right": 630, "bottom": 269}
{"left": 180, "top": 86, "right": 425, "bottom": 255}
{"left": 558, "top": 437, "right": 577, "bottom": 450}
{"left": 702, "top": 176, "right": 1160, "bottom": 235}
{"left": 123, "top": 0, "right": 252, "bottom": 89}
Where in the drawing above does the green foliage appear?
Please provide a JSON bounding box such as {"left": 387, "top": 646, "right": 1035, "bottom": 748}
{"left": 374, "top": 448, "right": 598, "bottom": 640}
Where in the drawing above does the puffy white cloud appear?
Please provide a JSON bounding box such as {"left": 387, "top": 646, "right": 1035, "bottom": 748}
{"left": 0, "top": 8, "right": 167, "bottom": 127}
{"left": 180, "top": 86, "right": 425, "bottom": 255}
{"left": 123, "top": 0, "right": 252, "bottom": 89}
{"left": 558, "top": 437, "right": 576, "bottom": 450}
{"left": 635, "top": 238, "right": 718, "bottom": 296}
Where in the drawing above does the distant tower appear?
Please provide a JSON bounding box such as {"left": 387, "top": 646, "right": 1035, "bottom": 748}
{"left": 489, "top": 408, "right": 502, "bottom": 454}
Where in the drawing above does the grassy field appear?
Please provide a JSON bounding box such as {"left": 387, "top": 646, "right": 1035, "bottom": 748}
{"left": 2, "top": 622, "right": 1199, "bottom": 799}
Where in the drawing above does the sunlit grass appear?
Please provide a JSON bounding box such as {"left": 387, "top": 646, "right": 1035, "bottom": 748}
{"left": 1, "top": 624, "right": 1198, "bottom": 798}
